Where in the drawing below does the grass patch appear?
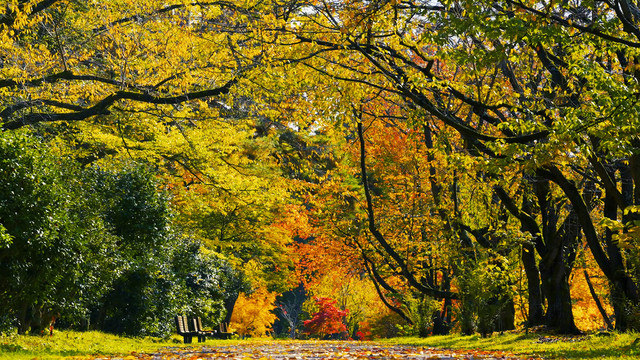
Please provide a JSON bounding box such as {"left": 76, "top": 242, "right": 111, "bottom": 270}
{"left": 382, "top": 331, "right": 640, "bottom": 359}
{"left": 0, "top": 330, "right": 284, "bottom": 360}
{"left": 0, "top": 330, "right": 229, "bottom": 360}
{"left": 2, "top": 330, "right": 640, "bottom": 359}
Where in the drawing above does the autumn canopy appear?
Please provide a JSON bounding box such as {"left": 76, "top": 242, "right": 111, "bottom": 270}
{"left": 1, "top": 0, "right": 639, "bottom": 338}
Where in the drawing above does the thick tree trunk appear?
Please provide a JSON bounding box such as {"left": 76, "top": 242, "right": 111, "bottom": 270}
{"left": 493, "top": 186, "right": 546, "bottom": 328}
{"left": 610, "top": 276, "right": 640, "bottom": 331}
{"left": 604, "top": 168, "right": 634, "bottom": 331}
{"left": 535, "top": 178, "right": 580, "bottom": 334}
{"left": 432, "top": 275, "right": 452, "bottom": 335}
{"left": 610, "top": 160, "right": 640, "bottom": 331}
{"left": 539, "top": 256, "right": 579, "bottom": 333}
{"left": 17, "top": 304, "right": 29, "bottom": 335}
{"left": 539, "top": 165, "right": 640, "bottom": 315}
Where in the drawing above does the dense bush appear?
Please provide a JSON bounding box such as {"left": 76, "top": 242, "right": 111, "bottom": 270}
{"left": 0, "top": 132, "right": 110, "bottom": 334}
{"left": 0, "top": 133, "right": 239, "bottom": 337}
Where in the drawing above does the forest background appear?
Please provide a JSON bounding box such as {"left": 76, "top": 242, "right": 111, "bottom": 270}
{"left": 1, "top": 0, "right": 640, "bottom": 340}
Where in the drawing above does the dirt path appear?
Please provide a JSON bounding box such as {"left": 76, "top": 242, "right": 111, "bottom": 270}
{"left": 102, "top": 341, "right": 538, "bottom": 360}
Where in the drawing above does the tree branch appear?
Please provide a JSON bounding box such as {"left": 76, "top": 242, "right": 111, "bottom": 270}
{"left": 2, "top": 78, "right": 237, "bottom": 130}
{"left": 0, "top": 0, "right": 61, "bottom": 28}
{"left": 362, "top": 254, "right": 414, "bottom": 324}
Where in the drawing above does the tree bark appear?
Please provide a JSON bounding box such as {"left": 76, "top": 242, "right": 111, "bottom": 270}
{"left": 536, "top": 179, "right": 580, "bottom": 334}
{"left": 223, "top": 294, "right": 239, "bottom": 324}
{"left": 493, "top": 186, "right": 545, "bottom": 327}
{"left": 539, "top": 252, "right": 579, "bottom": 333}
{"left": 522, "top": 243, "right": 545, "bottom": 326}
{"left": 538, "top": 165, "right": 640, "bottom": 331}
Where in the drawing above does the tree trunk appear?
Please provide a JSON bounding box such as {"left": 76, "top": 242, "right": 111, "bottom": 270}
{"left": 539, "top": 165, "right": 640, "bottom": 323}
{"left": 493, "top": 185, "right": 546, "bottom": 328}
{"left": 610, "top": 276, "right": 640, "bottom": 331}
{"left": 609, "top": 161, "right": 640, "bottom": 331}
{"left": 540, "top": 259, "right": 579, "bottom": 333}
{"left": 495, "top": 296, "right": 516, "bottom": 333}
{"left": 17, "top": 304, "right": 29, "bottom": 335}
{"left": 535, "top": 178, "right": 580, "bottom": 334}
{"left": 432, "top": 276, "right": 452, "bottom": 335}
{"left": 223, "top": 294, "right": 239, "bottom": 324}
{"left": 522, "top": 243, "right": 545, "bottom": 326}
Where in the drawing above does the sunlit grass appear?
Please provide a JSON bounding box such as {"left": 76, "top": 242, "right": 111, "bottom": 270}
{"left": 0, "top": 330, "right": 212, "bottom": 360}
{"left": 2, "top": 330, "right": 640, "bottom": 359}
{"left": 0, "top": 330, "right": 286, "bottom": 360}
{"left": 382, "top": 331, "right": 640, "bottom": 359}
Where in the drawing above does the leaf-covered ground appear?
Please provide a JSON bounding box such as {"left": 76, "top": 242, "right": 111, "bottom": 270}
{"left": 92, "top": 341, "right": 539, "bottom": 360}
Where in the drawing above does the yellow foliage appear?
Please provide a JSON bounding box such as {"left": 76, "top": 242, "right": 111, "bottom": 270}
{"left": 229, "top": 287, "right": 278, "bottom": 337}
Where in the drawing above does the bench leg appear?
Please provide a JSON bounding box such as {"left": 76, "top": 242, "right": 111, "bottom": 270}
{"left": 183, "top": 335, "right": 192, "bottom": 343}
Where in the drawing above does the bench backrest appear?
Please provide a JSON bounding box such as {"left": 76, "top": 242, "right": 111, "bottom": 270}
{"left": 194, "top": 317, "right": 204, "bottom": 332}
{"left": 219, "top": 322, "right": 228, "bottom": 333}
{"left": 175, "top": 315, "right": 190, "bottom": 334}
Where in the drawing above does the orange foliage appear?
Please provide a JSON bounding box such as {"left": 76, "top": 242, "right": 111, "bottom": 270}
{"left": 571, "top": 250, "right": 614, "bottom": 331}
{"left": 272, "top": 203, "right": 314, "bottom": 240}
{"left": 293, "top": 234, "right": 362, "bottom": 289}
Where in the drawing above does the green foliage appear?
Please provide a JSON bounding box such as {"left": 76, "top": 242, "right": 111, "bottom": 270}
{"left": 84, "top": 165, "right": 172, "bottom": 256}
{"left": 171, "top": 240, "right": 249, "bottom": 328}
{"left": 83, "top": 166, "right": 240, "bottom": 337}
{"left": 0, "top": 131, "right": 110, "bottom": 334}
{"left": 455, "top": 258, "right": 516, "bottom": 336}
{"left": 401, "top": 294, "right": 441, "bottom": 337}
{"left": 0, "top": 133, "right": 240, "bottom": 337}
{"left": 0, "top": 224, "right": 11, "bottom": 248}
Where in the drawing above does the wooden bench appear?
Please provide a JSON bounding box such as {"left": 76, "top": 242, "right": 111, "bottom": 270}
{"left": 174, "top": 315, "right": 200, "bottom": 343}
{"left": 214, "top": 321, "right": 234, "bottom": 339}
{"left": 192, "top": 317, "right": 215, "bottom": 342}
{"left": 193, "top": 317, "right": 234, "bottom": 340}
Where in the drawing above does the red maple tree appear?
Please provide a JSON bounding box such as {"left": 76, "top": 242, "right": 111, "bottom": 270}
{"left": 303, "top": 297, "right": 349, "bottom": 338}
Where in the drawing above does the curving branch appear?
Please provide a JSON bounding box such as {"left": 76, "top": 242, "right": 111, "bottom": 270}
{"left": 0, "top": 71, "right": 144, "bottom": 91}
{"left": 506, "top": 0, "right": 640, "bottom": 47}
{"left": 295, "top": 35, "right": 550, "bottom": 145}
{"left": 362, "top": 254, "right": 414, "bottom": 324}
{"left": 536, "top": 166, "right": 616, "bottom": 281}
{"left": 2, "top": 78, "right": 237, "bottom": 130}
